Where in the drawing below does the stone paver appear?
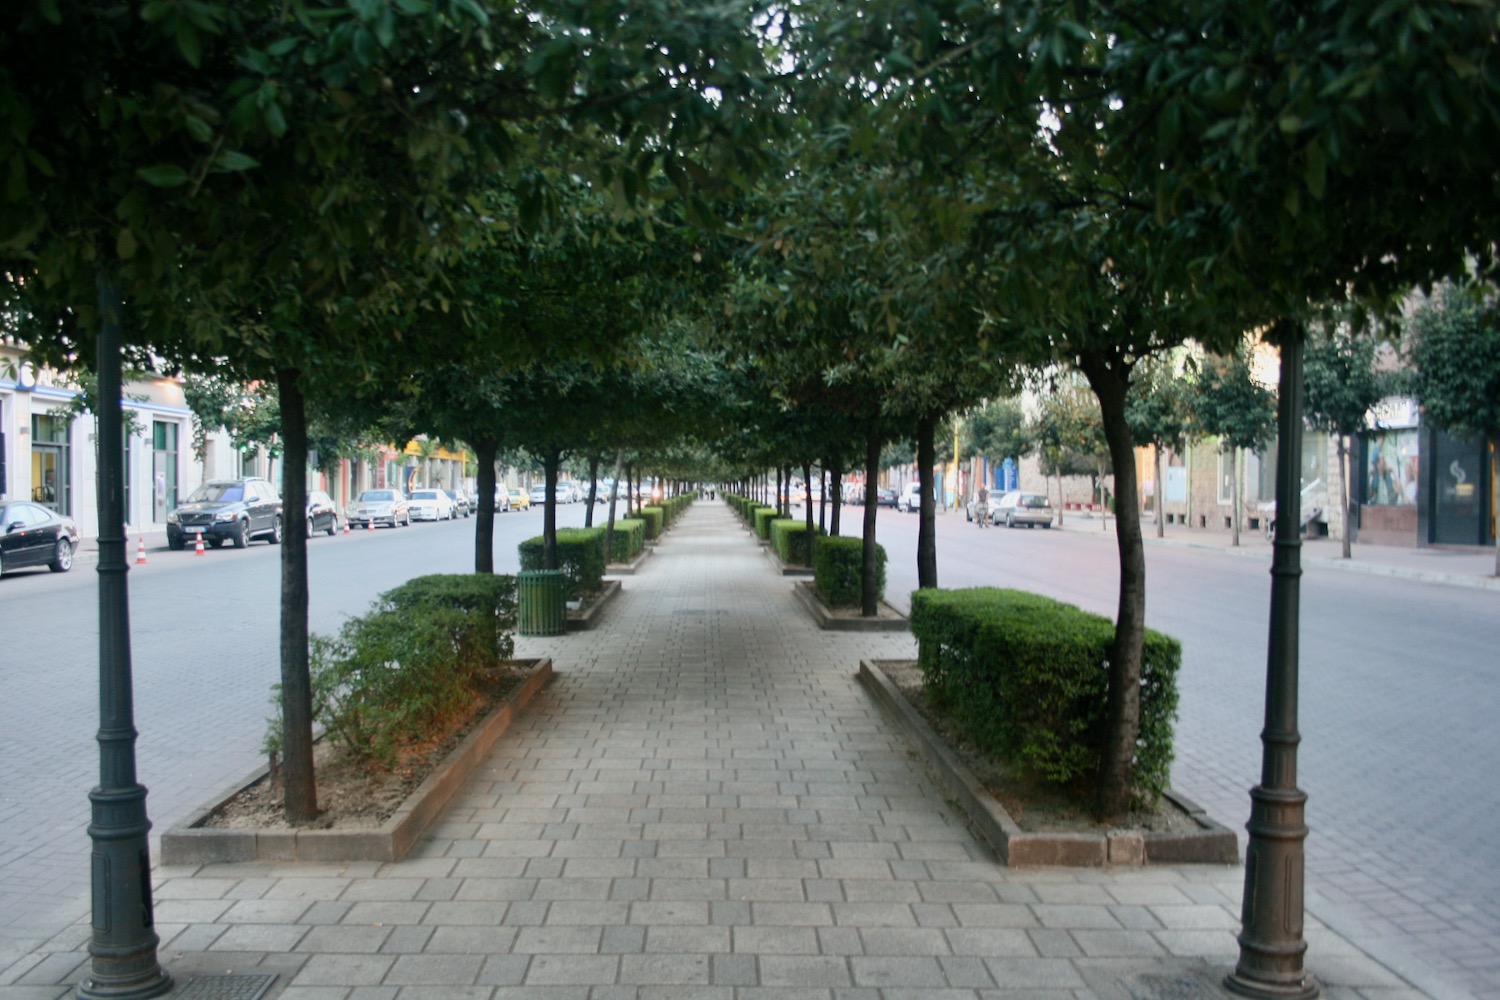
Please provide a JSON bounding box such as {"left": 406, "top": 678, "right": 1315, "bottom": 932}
{"left": 0, "top": 502, "right": 1473, "bottom": 999}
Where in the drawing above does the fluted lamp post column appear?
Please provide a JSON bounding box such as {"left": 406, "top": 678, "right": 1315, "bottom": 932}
{"left": 1225, "top": 323, "right": 1319, "bottom": 1000}
{"left": 79, "top": 275, "right": 171, "bottom": 1000}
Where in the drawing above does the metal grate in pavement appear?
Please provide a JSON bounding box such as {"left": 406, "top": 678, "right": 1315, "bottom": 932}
{"left": 1119, "top": 971, "right": 1229, "bottom": 1000}
{"left": 169, "top": 973, "right": 277, "bottom": 1000}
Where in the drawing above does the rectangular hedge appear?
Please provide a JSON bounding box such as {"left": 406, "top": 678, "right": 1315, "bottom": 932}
{"left": 909, "top": 587, "right": 1180, "bottom": 805}
{"left": 608, "top": 518, "right": 647, "bottom": 562}
{"left": 518, "top": 528, "right": 607, "bottom": 598}
{"left": 752, "top": 506, "right": 778, "bottom": 540}
{"left": 812, "top": 535, "right": 885, "bottom": 607}
{"left": 770, "top": 518, "right": 815, "bottom": 566}
{"left": 639, "top": 505, "right": 665, "bottom": 539}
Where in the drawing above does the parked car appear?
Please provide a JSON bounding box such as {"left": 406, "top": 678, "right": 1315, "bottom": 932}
{"left": 306, "top": 489, "right": 340, "bottom": 536}
{"left": 896, "top": 483, "right": 923, "bottom": 513}
{"left": 407, "top": 488, "right": 456, "bottom": 521}
{"left": 528, "top": 485, "right": 550, "bottom": 506}
{"left": 0, "top": 501, "right": 79, "bottom": 575}
{"left": 964, "top": 491, "right": 1001, "bottom": 524}
{"left": 875, "top": 487, "right": 899, "bottom": 508}
{"left": 345, "top": 488, "right": 411, "bottom": 529}
{"left": 555, "top": 482, "right": 581, "bottom": 504}
{"left": 993, "top": 490, "right": 1055, "bottom": 528}
{"left": 166, "top": 478, "right": 283, "bottom": 549}
{"left": 444, "top": 489, "right": 471, "bottom": 518}
{"left": 494, "top": 486, "right": 511, "bottom": 512}
{"left": 508, "top": 488, "right": 531, "bottom": 511}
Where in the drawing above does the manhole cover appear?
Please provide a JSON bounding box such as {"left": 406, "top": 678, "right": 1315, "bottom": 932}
{"left": 1119, "top": 972, "right": 1225, "bottom": 1000}
{"left": 171, "top": 973, "right": 277, "bottom": 1000}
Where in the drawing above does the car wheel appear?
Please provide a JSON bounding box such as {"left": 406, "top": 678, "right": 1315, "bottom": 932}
{"left": 232, "top": 520, "right": 248, "bottom": 548}
{"left": 208, "top": 537, "right": 224, "bottom": 548}
{"left": 404, "top": 512, "right": 411, "bottom": 527}
{"left": 268, "top": 515, "right": 283, "bottom": 544}
{"left": 1043, "top": 522, "right": 1052, "bottom": 529}
{"left": 327, "top": 517, "right": 338, "bottom": 537}
{"left": 1006, "top": 513, "right": 1015, "bottom": 528}
{"left": 49, "top": 538, "right": 73, "bottom": 573}
{"left": 168, "top": 537, "right": 185, "bottom": 551}
{"left": 306, "top": 517, "right": 315, "bottom": 539}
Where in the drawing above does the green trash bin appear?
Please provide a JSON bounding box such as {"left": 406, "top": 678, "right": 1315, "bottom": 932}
{"left": 518, "top": 569, "right": 568, "bottom": 636}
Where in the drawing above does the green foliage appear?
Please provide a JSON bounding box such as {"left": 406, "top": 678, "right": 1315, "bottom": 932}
{"left": 813, "top": 535, "right": 885, "bottom": 608}
{"left": 290, "top": 574, "right": 518, "bottom": 768}
{"left": 1407, "top": 284, "right": 1500, "bottom": 442}
{"left": 1125, "top": 357, "right": 1195, "bottom": 454}
{"left": 1192, "top": 350, "right": 1276, "bottom": 453}
{"left": 639, "top": 505, "right": 665, "bottom": 540}
{"left": 963, "top": 398, "right": 1029, "bottom": 467}
{"left": 518, "top": 528, "right": 606, "bottom": 598}
{"left": 752, "top": 506, "right": 778, "bottom": 540}
{"left": 910, "top": 588, "right": 1180, "bottom": 805}
{"left": 609, "top": 518, "right": 646, "bottom": 563}
{"left": 770, "top": 518, "right": 815, "bottom": 566}
{"left": 1303, "top": 321, "right": 1389, "bottom": 438}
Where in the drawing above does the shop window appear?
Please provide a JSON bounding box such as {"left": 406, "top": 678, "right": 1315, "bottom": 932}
{"left": 1362, "top": 428, "right": 1419, "bottom": 507}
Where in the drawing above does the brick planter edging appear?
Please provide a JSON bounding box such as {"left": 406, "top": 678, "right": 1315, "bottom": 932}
{"left": 793, "top": 580, "right": 909, "bottom": 632}
{"left": 605, "top": 547, "right": 653, "bottom": 576}
{"left": 162, "top": 659, "right": 554, "bottom": 866}
{"left": 567, "top": 580, "right": 622, "bottom": 631}
{"left": 858, "top": 659, "right": 1239, "bottom": 867}
{"left": 764, "top": 546, "right": 814, "bottom": 577}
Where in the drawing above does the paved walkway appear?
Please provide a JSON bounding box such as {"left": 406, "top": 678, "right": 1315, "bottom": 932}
{"left": 1, "top": 502, "right": 1460, "bottom": 998}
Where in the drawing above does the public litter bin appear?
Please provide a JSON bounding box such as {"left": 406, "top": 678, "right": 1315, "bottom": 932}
{"left": 518, "top": 569, "right": 568, "bottom": 636}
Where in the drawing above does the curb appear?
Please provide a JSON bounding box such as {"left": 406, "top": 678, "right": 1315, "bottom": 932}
{"left": 605, "top": 546, "right": 653, "bottom": 576}
{"left": 793, "top": 581, "right": 909, "bottom": 632}
{"left": 160, "top": 659, "right": 553, "bottom": 866}
{"left": 566, "top": 580, "right": 622, "bottom": 632}
{"left": 858, "top": 659, "right": 1240, "bottom": 867}
{"left": 763, "top": 546, "right": 813, "bottom": 577}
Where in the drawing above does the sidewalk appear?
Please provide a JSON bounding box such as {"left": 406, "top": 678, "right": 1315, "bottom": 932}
{"left": 3, "top": 502, "right": 1468, "bottom": 999}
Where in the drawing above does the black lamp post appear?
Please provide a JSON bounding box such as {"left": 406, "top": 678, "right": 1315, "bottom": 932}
{"left": 79, "top": 275, "right": 172, "bottom": 1000}
{"left": 1225, "top": 325, "right": 1319, "bottom": 1000}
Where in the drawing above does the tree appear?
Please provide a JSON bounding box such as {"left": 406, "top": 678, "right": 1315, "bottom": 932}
{"left": 1193, "top": 349, "right": 1276, "bottom": 548}
{"left": 963, "top": 398, "right": 1029, "bottom": 492}
{"left": 1126, "top": 356, "right": 1196, "bottom": 539}
{"left": 1303, "top": 319, "right": 1390, "bottom": 558}
{"left": 1408, "top": 283, "right": 1500, "bottom": 577}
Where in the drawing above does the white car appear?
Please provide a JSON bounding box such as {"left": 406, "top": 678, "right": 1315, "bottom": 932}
{"left": 896, "top": 483, "right": 923, "bottom": 513}
{"left": 407, "top": 488, "right": 456, "bottom": 521}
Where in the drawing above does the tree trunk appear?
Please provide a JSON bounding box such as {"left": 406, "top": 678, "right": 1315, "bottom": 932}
{"left": 803, "top": 462, "right": 814, "bottom": 536}
{"left": 474, "top": 440, "right": 497, "bottom": 574}
{"left": 916, "top": 414, "right": 938, "bottom": 589}
{"left": 1338, "top": 433, "right": 1352, "bottom": 559}
{"left": 585, "top": 454, "right": 600, "bottom": 528}
{"left": 542, "top": 448, "right": 560, "bottom": 570}
{"left": 1080, "top": 358, "right": 1147, "bottom": 824}
{"left": 604, "top": 450, "right": 624, "bottom": 564}
{"left": 830, "top": 460, "right": 842, "bottom": 536}
{"left": 861, "top": 429, "right": 882, "bottom": 617}
{"left": 1155, "top": 447, "right": 1165, "bottom": 539}
{"left": 1055, "top": 467, "right": 1065, "bottom": 527}
{"left": 275, "top": 367, "right": 317, "bottom": 823}
{"left": 1491, "top": 434, "right": 1499, "bottom": 578}
{"left": 1231, "top": 447, "right": 1242, "bottom": 547}
{"left": 818, "top": 468, "right": 827, "bottom": 533}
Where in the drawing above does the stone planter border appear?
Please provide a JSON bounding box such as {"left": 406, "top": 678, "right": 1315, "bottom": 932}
{"left": 764, "top": 546, "right": 814, "bottom": 577}
{"left": 858, "top": 659, "right": 1239, "bottom": 867}
{"left": 605, "top": 546, "right": 653, "bottom": 576}
{"left": 793, "top": 580, "right": 909, "bottom": 632}
{"left": 567, "top": 580, "right": 621, "bottom": 631}
{"left": 161, "top": 659, "right": 554, "bottom": 866}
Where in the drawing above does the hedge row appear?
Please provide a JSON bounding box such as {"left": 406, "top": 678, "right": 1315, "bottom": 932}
{"left": 812, "top": 535, "right": 885, "bottom": 607}
{"left": 609, "top": 518, "right": 646, "bottom": 563}
{"left": 770, "top": 518, "right": 816, "bottom": 566}
{"left": 518, "top": 528, "right": 607, "bottom": 599}
{"left": 292, "top": 574, "right": 517, "bottom": 768}
{"left": 909, "top": 587, "right": 1180, "bottom": 806}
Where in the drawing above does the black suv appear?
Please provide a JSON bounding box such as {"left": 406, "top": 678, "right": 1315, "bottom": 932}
{"left": 166, "top": 478, "right": 283, "bottom": 550}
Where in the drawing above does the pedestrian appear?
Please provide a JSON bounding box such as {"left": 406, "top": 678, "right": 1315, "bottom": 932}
{"left": 975, "top": 485, "right": 989, "bottom": 528}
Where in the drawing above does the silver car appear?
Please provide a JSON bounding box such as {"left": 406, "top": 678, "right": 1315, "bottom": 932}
{"left": 993, "top": 490, "right": 1055, "bottom": 529}
{"left": 345, "top": 489, "right": 411, "bottom": 529}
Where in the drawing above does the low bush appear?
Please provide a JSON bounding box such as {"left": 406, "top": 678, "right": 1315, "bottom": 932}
{"left": 812, "top": 535, "right": 885, "bottom": 607}
{"left": 752, "top": 507, "right": 778, "bottom": 540}
{"left": 640, "top": 506, "right": 665, "bottom": 539}
{"left": 288, "top": 574, "right": 518, "bottom": 768}
{"left": 770, "top": 518, "right": 815, "bottom": 566}
{"left": 607, "top": 518, "right": 646, "bottom": 562}
{"left": 518, "top": 528, "right": 607, "bottom": 598}
{"left": 909, "top": 587, "right": 1180, "bottom": 805}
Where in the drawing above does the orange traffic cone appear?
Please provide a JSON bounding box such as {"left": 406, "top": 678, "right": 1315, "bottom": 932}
{"left": 194, "top": 535, "right": 205, "bottom": 556}
{"left": 342, "top": 519, "right": 350, "bottom": 535}
{"left": 367, "top": 518, "right": 375, "bottom": 532}
{"left": 135, "top": 538, "right": 147, "bottom": 565}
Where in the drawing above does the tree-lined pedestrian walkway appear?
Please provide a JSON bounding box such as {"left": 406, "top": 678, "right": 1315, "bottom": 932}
{"left": 0, "top": 502, "right": 1443, "bottom": 998}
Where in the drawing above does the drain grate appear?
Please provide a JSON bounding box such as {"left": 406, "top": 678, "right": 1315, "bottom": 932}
{"left": 170, "top": 973, "right": 277, "bottom": 1000}
{"left": 1119, "top": 972, "right": 1225, "bottom": 1000}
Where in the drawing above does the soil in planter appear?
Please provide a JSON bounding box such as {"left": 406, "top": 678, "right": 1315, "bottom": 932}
{"left": 203, "top": 662, "right": 533, "bottom": 831}
{"left": 880, "top": 660, "right": 1198, "bottom": 835}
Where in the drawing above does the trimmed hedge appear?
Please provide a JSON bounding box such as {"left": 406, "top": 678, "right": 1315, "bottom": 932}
{"left": 812, "top": 535, "right": 885, "bottom": 607}
{"left": 661, "top": 494, "right": 693, "bottom": 525}
{"left": 608, "top": 518, "right": 646, "bottom": 562}
{"left": 640, "top": 505, "right": 665, "bottom": 539}
{"left": 770, "top": 518, "right": 815, "bottom": 566}
{"left": 518, "top": 528, "right": 607, "bottom": 598}
{"left": 292, "top": 574, "right": 517, "bottom": 767}
{"left": 909, "top": 588, "right": 1180, "bottom": 805}
{"left": 752, "top": 506, "right": 778, "bottom": 540}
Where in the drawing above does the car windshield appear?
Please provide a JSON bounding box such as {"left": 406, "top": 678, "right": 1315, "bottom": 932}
{"left": 187, "top": 483, "right": 243, "bottom": 503}
{"left": 411, "top": 491, "right": 439, "bottom": 500}
{"left": 359, "top": 490, "right": 395, "bottom": 502}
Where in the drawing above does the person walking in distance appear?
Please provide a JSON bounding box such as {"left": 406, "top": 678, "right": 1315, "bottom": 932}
{"left": 975, "top": 484, "right": 989, "bottom": 528}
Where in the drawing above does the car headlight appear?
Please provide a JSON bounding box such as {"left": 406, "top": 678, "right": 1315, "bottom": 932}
{"left": 215, "top": 511, "right": 238, "bottom": 522}
{"left": 166, "top": 511, "right": 180, "bottom": 524}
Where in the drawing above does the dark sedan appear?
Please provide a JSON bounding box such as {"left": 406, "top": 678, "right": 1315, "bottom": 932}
{"left": 0, "top": 501, "right": 79, "bottom": 576}
{"left": 875, "top": 487, "right": 899, "bottom": 508}
{"left": 307, "top": 489, "right": 340, "bottom": 536}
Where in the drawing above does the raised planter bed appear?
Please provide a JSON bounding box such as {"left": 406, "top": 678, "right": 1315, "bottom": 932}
{"left": 792, "top": 580, "right": 908, "bottom": 632}
{"left": 764, "top": 546, "right": 814, "bottom": 577}
{"left": 161, "top": 659, "right": 554, "bottom": 866}
{"left": 567, "top": 580, "right": 622, "bottom": 631}
{"left": 858, "top": 659, "right": 1239, "bottom": 867}
{"left": 605, "top": 546, "right": 653, "bottom": 576}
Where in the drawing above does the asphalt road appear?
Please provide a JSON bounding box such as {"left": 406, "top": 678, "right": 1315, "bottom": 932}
{"left": 2, "top": 499, "right": 1495, "bottom": 997}
{"left": 0, "top": 503, "right": 597, "bottom": 969}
